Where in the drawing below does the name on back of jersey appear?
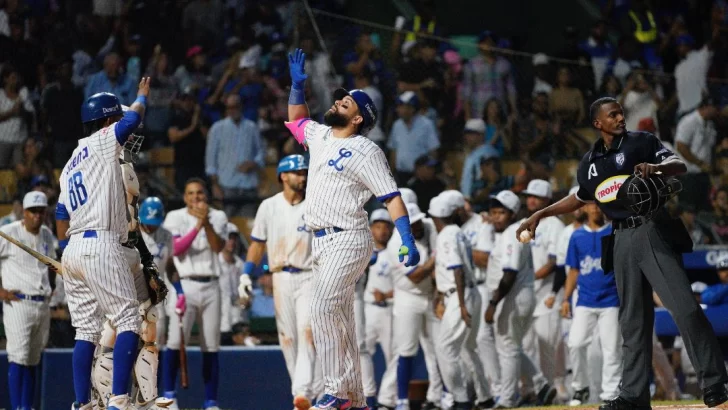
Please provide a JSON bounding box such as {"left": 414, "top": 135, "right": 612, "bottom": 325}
{"left": 65, "top": 147, "right": 89, "bottom": 174}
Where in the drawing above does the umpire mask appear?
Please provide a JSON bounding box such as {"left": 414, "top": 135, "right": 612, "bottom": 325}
{"left": 616, "top": 173, "right": 682, "bottom": 218}
{"left": 121, "top": 133, "right": 145, "bottom": 164}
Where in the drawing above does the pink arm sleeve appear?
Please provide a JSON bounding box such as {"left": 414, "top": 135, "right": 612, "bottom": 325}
{"left": 284, "top": 119, "right": 310, "bottom": 150}
{"left": 173, "top": 228, "right": 200, "bottom": 256}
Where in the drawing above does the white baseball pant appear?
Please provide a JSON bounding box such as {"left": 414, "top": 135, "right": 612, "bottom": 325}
{"left": 476, "top": 283, "right": 501, "bottom": 397}
{"left": 354, "top": 283, "right": 373, "bottom": 397}
{"left": 568, "top": 306, "right": 622, "bottom": 401}
{"left": 273, "top": 270, "right": 317, "bottom": 399}
{"left": 310, "top": 229, "right": 373, "bottom": 408}
{"left": 63, "top": 232, "right": 140, "bottom": 342}
{"left": 438, "top": 287, "right": 490, "bottom": 403}
{"left": 532, "top": 309, "right": 566, "bottom": 384}
{"left": 166, "top": 278, "right": 221, "bottom": 352}
{"left": 3, "top": 300, "right": 50, "bottom": 365}
{"left": 363, "top": 302, "right": 393, "bottom": 397}
{"left": 494, "top": 287, "right": 548, "bottom": 408}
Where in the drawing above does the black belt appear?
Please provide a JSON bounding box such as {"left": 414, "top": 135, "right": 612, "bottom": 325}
{"left": 282, "top": 266, "right": 304, "bottom": 273}
{"left": 476, "top": 280, "right": 486, "bottom": 285}
{"left": 444, "top": 283, "right": 475, "bottom": 296}
{"left": 613, "top": 215, "right": 648, "bottom": 230}
{"left": 14, "top": 293, "right": 49, "bottom": 302}
{"left": 369, "top": 301, "right": 391, "bottom": 307}
{"left": 313, "top": 227, "right": 343, "bottom": 237}
{"left": 184, "top": 276, "right": 217, "bottom": 283}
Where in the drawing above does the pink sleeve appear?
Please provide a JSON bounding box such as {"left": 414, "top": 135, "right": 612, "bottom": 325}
{"left": 173, "top": 228, "right": 200, "bottom": 256}
{"left": 284, "top": 118, "right": 310, "bottom": 150}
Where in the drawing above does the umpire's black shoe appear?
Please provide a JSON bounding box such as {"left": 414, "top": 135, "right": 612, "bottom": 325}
{"left": 703, "top": 383, "right": 728, "bottom": 408}
{"left": 536, "top": 384, "right": 558, "bottom": 405}
{"left": 598, "top": 397, "right": 651, "bottom": 410}
{"left": 475, "top": 398, "right": 496, "bottom": 409}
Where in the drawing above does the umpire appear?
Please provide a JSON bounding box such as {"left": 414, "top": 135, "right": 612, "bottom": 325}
{"left": 517, "top": 97, "right": 728, "bottom": 410}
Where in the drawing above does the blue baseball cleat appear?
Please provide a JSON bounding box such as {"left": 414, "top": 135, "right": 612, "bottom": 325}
{"left": 310, "top": 394, "right": 352, "bottom": 409}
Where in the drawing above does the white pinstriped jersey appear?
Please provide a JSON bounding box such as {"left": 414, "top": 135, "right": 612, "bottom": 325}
{"left": 250, "top": 193, "right": 312, "bottom": 271}
{"left": 0, "top": 221, "right": 56, "bottom": 296}
{"left": 485, "top": 221, "right": 534, "bottom": 294}
{"left": 532, "top": 216, "right": 565, "bottom": 316}
{"left": 555, "top": 223, "right": 578, "bottom": 269}
{"left": 385, "top": 233, "right": 433, "bottom": 296}
{"left": 434, "top": 225, "right": 475, "bottom": 293}
{"left": 140, "top": 227, "right": 174, "bottom": 276}
{"left": 162, "top": 208, "right": 228, "bottom": 277}
{"left": 58, "top": 125, "right": 128, "bottom": 242}
{"left": 303, "top": 121, "right": 398, "bottom": 231}
{"left": 363, "top": 249, "right": 393, "bottom": 303}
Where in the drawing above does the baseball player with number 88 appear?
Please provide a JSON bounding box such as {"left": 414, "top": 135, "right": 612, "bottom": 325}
{"left": 285, "top": 48, "right": 420, "bottom": 410}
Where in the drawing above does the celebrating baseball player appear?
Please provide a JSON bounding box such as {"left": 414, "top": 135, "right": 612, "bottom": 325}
{"left": 562, "top": 202, "right": 622, "bottom": 405}
{"left": 0, "top": 191, "right": 56, "bottom": 410}
{"left": 55, "top": 79, "right": 150, "bottom": 410}
{"left": 161, "top": 178, "right": 228, "bottom": 410}
{"left": 285, "top": 48, "right": 420, "bottom": 410}
{"left": 484, "top": 190, "right": 557, "bottom": 409}
{"left": 429, "top": 194, "right": 493, "bottom": 410}
{"left": 241, "top": 154, "right": 316, "bottom": 410}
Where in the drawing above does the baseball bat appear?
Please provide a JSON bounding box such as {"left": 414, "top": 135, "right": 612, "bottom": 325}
{"left": 179, "top": 315, "right": 189, "bottom": 389}
{"left": 0, "top": 231, "right": 63, "bottom": 275}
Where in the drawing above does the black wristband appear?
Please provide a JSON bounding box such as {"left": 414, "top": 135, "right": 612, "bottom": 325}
{"left": 489, "top": 299, "right": 498, "bottom": 306}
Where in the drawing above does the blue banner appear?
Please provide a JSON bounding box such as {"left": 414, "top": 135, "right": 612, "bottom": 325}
{"left": 682, "top": 246, "right": 728, "bottom": 270}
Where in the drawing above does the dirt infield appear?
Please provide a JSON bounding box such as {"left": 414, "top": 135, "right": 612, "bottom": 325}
{"left": 520, "top": 401, "right": 708, "bottom": 410}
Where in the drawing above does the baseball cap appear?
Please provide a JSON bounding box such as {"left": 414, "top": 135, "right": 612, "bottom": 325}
{"left": 414, "top": 155, "right": 438, "bottom": 168}
{"left": 23, "top": 191, "right": 48, "bottom": 209}
{"left": 523, "top": 179, "right": 553, "bottom": 199}
{"left": 31, "top": 175, "right": 50, "bottom": 188}
{"left": 332, "top": 88, "right": 378, "bottom": 135}
{"left": 186, "top": 45, "right": 203, "bottom": 59}
{"left": 399, "top": 188, "right": 418, "bottom": 205}
{"left": 369, "top": 208, "right": 392, "bottom": 224}
{"left": 532, "top": 53, "right": 549, "bottom": 66}
{"left": 691, "top": 281, "right": 708, "bottom": 293}
{"left": 226, "top": 222, "right": 240, "bottom": 234}
{"left": 406, "top": 202, "right": 426, "bottom": 224}
{"left": 396, "top": 91, "right": 419, "bottom": 108}
{"left": 464, "top": 118, "right": 486, "bottom": 134}
{"left": 490, "top": 190, "right": 520, "bottom": 214}
{"left": 428, "top": 195, "right": 456, "bottom": 218}
{"left": 440, "top": 190, "right": 466, "bottom": 208}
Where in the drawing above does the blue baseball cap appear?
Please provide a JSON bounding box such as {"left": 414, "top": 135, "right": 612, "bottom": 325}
{"left": 277, "top": 154, "right": 308, "bottom": 179}
{"left": 81, "top": 92, "right": 122, "bottom": 123}
{"left": 139, "top": 197, "right": 165, "bottom": 226}
{"left": 333, "top": 88, "right": 378, "bottom": 135}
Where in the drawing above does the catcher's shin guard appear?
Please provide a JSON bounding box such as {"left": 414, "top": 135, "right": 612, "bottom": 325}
{"left": 92, "top": 320, "right": 116, "bottom": 409}
{"left": 132, "top": 302, "right": 163, "bottom": 406}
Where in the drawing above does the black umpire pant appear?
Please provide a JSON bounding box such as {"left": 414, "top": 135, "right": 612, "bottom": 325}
{"left": 613, "top": 217, "right": 728, "bottom": 405}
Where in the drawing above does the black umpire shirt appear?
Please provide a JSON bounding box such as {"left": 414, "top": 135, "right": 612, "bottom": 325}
{"left": 575, "top": 131, "right": 678, "bottom": 221}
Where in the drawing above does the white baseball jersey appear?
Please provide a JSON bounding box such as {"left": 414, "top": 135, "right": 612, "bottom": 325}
{"left": 486, "top": 221, "right": 534, "bottom": 294}
{"left": 464, "top": 215, "right": 495, "bottom": 283}
{"left": 218, "top": 253, "right": 244, "bottom": 332}
{"left": 250, "top": 192, "right": 312, "bottom": 271}
{"left": 0, "top": 221, "right": 56, "bottom": 296}
{"left": 58, "top": 125, "right": 128, "bottom": 242}
{"left": 385, "top": 234, "right": 434, "bottom": 296}
{"left": 532, "top": 216, "right": 565, "bottom": 317}
{"left": 555, "top": 223, "right": 579, "bottom": 269}
{"left": 364, "top": 249, "right": 394, "bottom": 304}
{"left": 162, "top": 208, "right": 228, "bottom": 277}
{"left": 302, "top": 120, "right": 398, "bottom": 231}
{"left": 140, "top": 227, "right": 174, "bottom": 276}
{"left": 434, "top": 224, "right": 475, "bottom": 293}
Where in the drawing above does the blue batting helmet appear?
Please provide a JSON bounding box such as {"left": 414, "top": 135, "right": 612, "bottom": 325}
{"left": 81, "top": 92, "right": 122, "bottom": 123}
{"left": 333, "top": 88, "right": 378, "bottom": 135}
{"left": 139, "top": 197, "right": 165, "bottom": 226}
{"left": 277, "top": 155, "right": 308, "bottom": 179}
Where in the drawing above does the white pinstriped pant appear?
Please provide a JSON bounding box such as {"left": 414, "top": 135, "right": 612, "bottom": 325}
{"left": 166, "top": 278, "right": 221, "bottom": 352}
{"left": 3, "top": 299, "right": 50, "bottom": 365}
{"left": 62, "top": 232, "right": 141, "bottom": 342}
{"left": 272, "top": 270, "right": 316, "bottom": 398}
{"left": 310, "top": 229, "right": 373, "bottom": 408}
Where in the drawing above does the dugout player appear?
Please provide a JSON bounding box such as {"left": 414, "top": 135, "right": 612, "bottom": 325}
{"left": 0, "top": 191, "right": 55, "bottom": 410}
{"left": 518, "top": 97, "right": 728, "bottom": 409}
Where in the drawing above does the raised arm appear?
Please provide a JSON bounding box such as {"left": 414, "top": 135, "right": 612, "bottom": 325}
{"left": 287, "top": 49, "right": 310, "bottom": 122}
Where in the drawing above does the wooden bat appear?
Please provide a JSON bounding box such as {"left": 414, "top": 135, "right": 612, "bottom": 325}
{"left": 179, "top": 315, "right": 189, "bottom": 389}
{"left": 0, "top": 231, "right": 63, "bottom": 275}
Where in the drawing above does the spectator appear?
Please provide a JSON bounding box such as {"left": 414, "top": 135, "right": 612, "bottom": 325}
{"left": 460, "top": 118, "right": 499, "bottom": 200}
{"left": 239, "top": 2, "right": 283, "bottom": 50}
{"left": 599, "top": 73, "right": 623, "bottom": 97}
{"left": 210, "top": 36, "right": 244, "bottom": 87}
{"left": 605, "top": 37, "right": 644, "bottom": 86}
{"left": 619, "top": 72, "right": 661, "bottom": 134}
{"left": 40, "top": 59, "right": 84, "bottom": 168}
{"left": 84, "top": 52, "right": 135, "bottom": 105}
{"left": 407, "top": 155, "right": 447, "bottom": 212}
{"left": 483, "top": 98, "right": 508, "bottom": 156}
{"left": 674, "top": 97, "right": 718, "bottom": 212}
{"left": 516, "top": 93, "right": 556, "bottom": 179}
{"left": 0, "top": 196, "right": 21, "bottom": 226}
{"left": 555, "top": 26, "right": 595, "bottom": 96}
{"left": 550, "top": 66, "right": 589, "bottom": 157}
{"left": 532, "top": 53, "right": 553, "bottom": 96}
{"left": 674, "top": 33, "right": 714, "bottom": 118}
{"left": 168, "top": 87, "right": 209, "bottom": 192}
{"left": 182, "top": 0, "right": 224, "bottom": 51}
{"left": 462, "top": 30, "right": 517, "bottom": 120}
{"left": 300, "top": 36, "right": 339, "bottom": 121}
{"left": 580, "top": 19, "right": 615, "bottom": 90}
{"left": 222, "top": 48, "right": 265, "bottom": 122}
{"left": 250, "top": 271, "right": 275, "bottom": 318}
{"left": 397, "top": 39, "right": 445, "bottom": 112}
{"left": 144, "top": 47, "right": 179, "bottom": 147}
{"left": 174, "top": 45, "right": 210, "bottom": 93}
{"left": 343, "top": 31, "right": 387, "bottom": 90}
{"left": 71, "top": 39, "right": 97, "bottom": 89}
{"left": 230, "top": 322, "right": 261, "bottom": 347}
{"left": 698, "top": 258, "right": 728, "bottom": 306}
{"left": 14, "top": 138, "right": 53, "bottom": 196}
{"left": 387, "top": 91, "right": 440, "bottom": 184}
{"left": 206, "top": 94, "right": 265, "bottom": 217}
{"left": 0, "top": 65, "right": 35, "bottom": 169}
{"left": 678, "top": 204, "right": 713, "bottom": 245}
{"left": 621, "top": 0, "right": 661, "bottom": 68}
{"left": 708, "top": 186, "right": 728, "bottom": 244}
{"left": 390, "top": 0, "right": 441, "bottom": 59}
{"left": 219, "top": 225, "right": 244, "bottom": 342}
{"left": 0, "top": 16, "right": 42, "bottom": 91}
{"left": 353, "top": 67, "right": 385, "bottom": 147}
{"left": 470, "top": 156, "right": 525, "bottom": 209}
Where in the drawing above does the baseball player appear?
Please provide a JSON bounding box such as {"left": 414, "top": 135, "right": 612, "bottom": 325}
{"left": 561, "top": 202, "right": 621, "bottom": 405}
{"left": 239, "top": 154, "right": 316, "bottom": 410}
{"left": 518, "top": 97, "right": 728, "bottom": 410}
{"left": 429, "top": 194, "right": 492, "bottom": 410}
{"left": 285, "top": 48, "right": 420, "bottom": 410}
{"left": 161, "top": 178, "right": 228, "bottom": 410}
{"left": 0, "top": 191, "right": 55, "bottom": 410}
{"left": 56, "top": 80, "right": 150, "bottom": 410}
{"left": 484, "top": 190, "right": 556, "bottom": 409}
{"left": 520, "top": 180, "right": 566, "bottom": 399}
{"left": 219, "top": 223, "right": 244, "bottom": 338}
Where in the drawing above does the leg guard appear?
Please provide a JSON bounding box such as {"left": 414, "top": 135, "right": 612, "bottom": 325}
{"left": 92, "top": 320, "right": 116, "bottom": 409}
{"left": 132, "top": 303, "right": 164, "bottom": 406}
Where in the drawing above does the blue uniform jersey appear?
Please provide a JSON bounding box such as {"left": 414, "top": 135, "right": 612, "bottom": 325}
{"left": 566, "top": 223, "right": 619, "bottom": 308}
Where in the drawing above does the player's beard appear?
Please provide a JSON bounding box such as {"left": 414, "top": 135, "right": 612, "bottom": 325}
{"left": 324, "top": 110, "right": 349, "bottom": 128}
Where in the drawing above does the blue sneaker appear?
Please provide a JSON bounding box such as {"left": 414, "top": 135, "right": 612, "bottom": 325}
{"left": 311, "top": 394, "right": 352, "bottom": 409}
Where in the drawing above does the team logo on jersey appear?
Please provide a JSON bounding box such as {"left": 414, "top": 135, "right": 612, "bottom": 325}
{"left": 297, "top": 215, "right": 311, "bottom": 232}
{"left": 377, "top": 261, "right": 389, "bottom": 277}
{"left": 328, "top": 148, "right": 353, "bottom": 171}
{"left": 615, "top": 153, "right": 625, "bottom": 168}
{"left": 594, "top": 175, "right": 629, "bottom": 203}
{"left": 579, "top": 255, "right": 602, "bottom": 275}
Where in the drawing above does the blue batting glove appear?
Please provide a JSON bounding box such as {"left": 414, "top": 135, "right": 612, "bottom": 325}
{"left": 398, "top": 241, "right": 420, "bottom": 267}
{"left": 288, "top": 48, "right": 308, "bottom": 88}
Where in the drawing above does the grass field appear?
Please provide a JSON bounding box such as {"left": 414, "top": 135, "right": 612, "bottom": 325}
{"left": 173, "top": 402, "right": 715, "bottom": 410}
